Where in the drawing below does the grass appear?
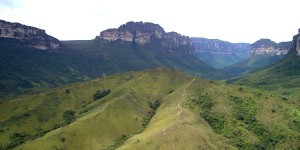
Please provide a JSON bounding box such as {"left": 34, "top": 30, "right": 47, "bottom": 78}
{"left": 0, "top": 68, "right": 299, "bottom": 149}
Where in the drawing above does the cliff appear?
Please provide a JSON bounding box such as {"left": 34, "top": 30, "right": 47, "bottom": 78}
{"left": 96, "top": 21, "right": 194, "bottom": 55}
{"left": 192, "top": 38, "right": 250, "bottom": 55}
{"left": 250, "top": 39, "right": 291, "bottom": 55}
{"left": 0, "top": 20, "right": 61, "bottom": 50}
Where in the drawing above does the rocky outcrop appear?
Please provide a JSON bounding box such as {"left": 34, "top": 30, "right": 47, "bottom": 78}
{"left": 250, "top": 39, "right": 291, "bottom": 55}
{"left": 296, "top": 29, "right": 300, "bottom": 56}
{"left": 96, "top": 21, "right": 194, "bottom": 55}
{"left": 192, "top": 38, "right": 250, "bottom": 55}
{"left": 0, "top": 20, "right": 61, "bottom": 50}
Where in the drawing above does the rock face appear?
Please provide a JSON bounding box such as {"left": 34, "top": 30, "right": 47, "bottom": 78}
{"left": 192, "top": 38, "right": 250, "bottom": 55}
{"left": 250, "top": 39, "right": 291, "bottom": 55}
{"left": 0, "top": 20, "right": 61, "bottom": 50}
{"left": 296, "top": 29, "right": 300, "bottom": 56}
{"left": 96, "top": 21, "right": 194, "bottom": 55}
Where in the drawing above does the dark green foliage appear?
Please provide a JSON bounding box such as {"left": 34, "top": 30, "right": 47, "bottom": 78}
{"left": 191, "top": 92, "right": 213, "bottom": 110}
{"left": 202, "top": 111, "right": 225, "bottom": 133}
{"left": 93, "top": 89, "right": 111, "bottom": 100}
{"left": 238, "top": 87, "right": 243, "bottom": 92}
{"left": 3, "top": 133, "right": 31, "bottom": 150}
{"left": 228, "top": 95, "right": 284, "bottom": 149}
{"left": 62, "top": 110, "right": 76, "bottom": 124}
{"left": 191, "top": 92, "right": 226, "bottom": 133}
{"left": 65, "top": 89, "right": 70, "bottom": 94}
{"left": 142, "top": 100, "right": 161, "bottom": 127}
{"left": 60, "top": 137, "right": 66, "bottom": 143}
{"left": 107, "top": 135, "right": 128, "bottom": 150}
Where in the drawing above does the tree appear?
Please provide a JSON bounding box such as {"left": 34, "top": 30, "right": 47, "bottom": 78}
{"left": 63, "top": 110, "right": 76, "bottom": 124}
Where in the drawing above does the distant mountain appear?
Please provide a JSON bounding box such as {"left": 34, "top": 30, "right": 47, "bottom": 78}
{"left": 192, "top": 38, "right": 250, "bottom": 68}
{"left": 250, "top": 38, "right": 291, "bottom": 55}
{"left": 0, "top": 20, "right": 61, "bottom": 50}
{"left": 98, "top": 21, "right": 194, "bottom": 55}
{"left": 0, "top": 20, "right": 224, "bottom": 98}
{"left": 221, "top": 39, "right": 292, "bottom": 76}
{"left": 228, "top": 30, "right": 300, "bottom": 89}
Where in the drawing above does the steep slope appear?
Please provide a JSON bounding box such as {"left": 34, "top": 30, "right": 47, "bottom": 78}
{"left": 0, "top": 20, "right": 225, "bottom": 98}
{"left": 0, "top": 24, "right": 88, "bottom": 98}
{"left": 221, "top": 55, "right": 284, "bottom": 77}
{"left": 229, "top": 32, "right": 300, "bottom": 90}
{"left": 192, "top": 37, "right": 249, "bottom": 68}
{"left": 0, "top": 68, "right": 298, "bottom": 149}
{"left": 221, "top": 39, "right": 291, "bottom": 77}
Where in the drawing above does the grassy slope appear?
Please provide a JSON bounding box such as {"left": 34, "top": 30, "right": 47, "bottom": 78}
{"left": 229, "top": 40, "right": 300, "bottom": 90}
{"left": 0, "top": 68, "right": 298, "bottom": 149}
{"left": 196, "top": 53, "right": 248, "bottom": 69}
{"left": 221, "top": 55, "right": 284, "bottom": 77}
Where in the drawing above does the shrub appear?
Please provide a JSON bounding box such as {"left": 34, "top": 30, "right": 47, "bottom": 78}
{"left": 93, "top": 89, "right": 111, "bottom": 100}
{"left": 63, "top": 110, "right": 76, "bottom": 124}
{"left": 61, "top": 137, "right": 66, "bottom": 142}
{"left": 142, "top": 100, "right": 161, "bottom": 127}
{"left": 65, "top": 89, "right": 70, "bottom": 94}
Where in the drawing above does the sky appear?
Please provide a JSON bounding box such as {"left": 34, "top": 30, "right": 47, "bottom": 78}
{"left": 0, "top": 0, "right": 299, "bottom": 43}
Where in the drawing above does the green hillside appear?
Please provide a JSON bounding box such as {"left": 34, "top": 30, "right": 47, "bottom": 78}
{"left": 0, "top": 37, "right": 225, "bottom": 99}
{"left": 221, "top": 55, "right": 284, "bottom": 77}
{"left": 0, "top": 68, "right": 298, "bottom": 149}
{"left": 228, "top": 34, "right": 300, "bottom": 90}
{"left": 196, "top": 53, "right": 248, "bottom": 69}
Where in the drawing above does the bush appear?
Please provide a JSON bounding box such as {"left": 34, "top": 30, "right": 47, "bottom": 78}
{"left": 142, "top": 100, "right": 161, "bottom": 127}
{"left": 61, "top": 137, "right": 66, "bottom": 142}
{"left": 63, "top": 110, "right": 76, "bottom": 124}
{"left": 93, "top": 89, "right": 111, "bottom": 100}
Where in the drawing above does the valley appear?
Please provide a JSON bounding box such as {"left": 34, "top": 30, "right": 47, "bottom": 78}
{"left": 0, "top": 19, "right": 299, "bottom": 150}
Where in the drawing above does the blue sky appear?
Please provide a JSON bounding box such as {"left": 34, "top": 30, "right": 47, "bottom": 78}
{"left": 0, "top": 0, "right": 299, "bottom": 43}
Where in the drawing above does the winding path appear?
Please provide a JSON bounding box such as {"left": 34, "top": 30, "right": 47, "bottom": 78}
{"left": 161, "top": 78, "right": 195, "bottom": 150}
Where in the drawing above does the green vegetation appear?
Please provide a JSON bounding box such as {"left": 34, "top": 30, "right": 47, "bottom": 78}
{"left": 62, "top": 110, "right": 76, "bottom": 125}
{"left": 107, "top": 135, "right": 129, "bottom": 150}
{"left": 0, "top": 66, "right": 299, "bottom": 149}
{"left": 141, "top": 100, "right": 161, "bottom": 127}
{"left": 221, "top": 55, "right": 284, "bottom": 77}
{"left": 93, "top": 89, "right": 111, "bottom": 100}
{"left": 0, "top": 37, "right": 225, "bottom": 99}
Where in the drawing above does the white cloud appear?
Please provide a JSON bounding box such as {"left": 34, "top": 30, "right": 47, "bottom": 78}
{"left": 0, "top": 0, "right": 299, "bottom": 43}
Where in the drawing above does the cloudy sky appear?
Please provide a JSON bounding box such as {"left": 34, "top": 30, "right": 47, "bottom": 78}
{"left": 0, "top": 0, "right": 299, "bottom": 43}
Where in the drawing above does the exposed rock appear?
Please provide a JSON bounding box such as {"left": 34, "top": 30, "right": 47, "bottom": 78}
{"left": 250, "top": 39, "right": 291, "bottom": 55}
{"left": 296, "top": 28, "right": 300, "bottom": 56}
{"left": 96, "top": 21, "right": 194, "bottom": 55}
{"left": 0, "top": 20, "right": 61, "bottom": 50}
{"left": 192, "top": 38, "right": 250, "bottom": 55}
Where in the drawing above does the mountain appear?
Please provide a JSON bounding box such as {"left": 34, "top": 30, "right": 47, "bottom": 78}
{"left": 0, "top": 20, "right": 224, "bottom": 98}
{"left": 0, "top": 20, "right": 61, "bottom": 50}
{"left": 250, "top": 39, "right": 291, "bottom": 55}
{"left": 221, "top": 39, "right": 292, "bottom": 76}
{"left": 98, "top": 21, "right": 194, "bottom": 55}
{"left": 228, "top": 30, "right": 300, "bottom": 90}
{"left": 192, "top": 38, "right": 250, "bottom": 68}
{"left": 0, "top": 68, "right": 298, "bottom": 149}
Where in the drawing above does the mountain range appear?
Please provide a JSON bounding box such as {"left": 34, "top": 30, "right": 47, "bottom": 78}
{"left": 0, "top": 19, "right": 299, "bottom": 150}
{"left": 0, "top": 20, "right": 224, "bottom": 98}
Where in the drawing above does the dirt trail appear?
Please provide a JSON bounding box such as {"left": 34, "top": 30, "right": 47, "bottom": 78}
{"left": 161, "top": 78, "right": 195, "bottom": 150}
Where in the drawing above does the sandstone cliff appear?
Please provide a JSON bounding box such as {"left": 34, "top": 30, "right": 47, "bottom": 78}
{"left": 192, "top": 38, "right": 250, "bottom": 55}
{"left": 0, "top": 20, "right": 61, "bottom": 50}
{"left": 96, "top": 21, "right": 194, "bottom": 55}
{"left": 250, "top": 39, "right": 290, "bottom": 55}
